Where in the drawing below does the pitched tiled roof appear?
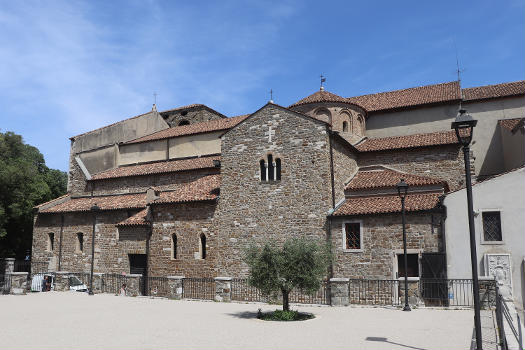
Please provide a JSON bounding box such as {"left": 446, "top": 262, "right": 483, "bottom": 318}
{"left": 333, "top": 193, "right": 441, "bottom": 216}
{"left": 40, "top": 193, "right": 147, "bottom": 213}
{"left": 347, "top": 82, "right": 460, "bottom": 113}
{"left": 355, "top": 130, "right": 459, "bottom": 152}
{"left": 116, "top": 208, "right": 149, "bottom": 227}
{"left": 125, "top": 115, "right": 249, "bottom": 144}
{"left": 289, "top": 90, "right": 364, "bottom": 109}
{"left": 498, "top": 118, "right": 525, "bottom": 132}
{"left": 159, "top": 104, "right": 226, "bottom": 118}
{"left": 155, "top": 174, "right": 220, "bottom": 204}
{"left": 91, "top": 155, "right": 220, "bottom": 180}
{"left": 463, "top": 81, "right": 525, "bottom": 101}
{"left": 39, "top": 175, "right": 220, "bottom": 213}
{"left": 345, "top": 167, "right": 448, "bottom": 191}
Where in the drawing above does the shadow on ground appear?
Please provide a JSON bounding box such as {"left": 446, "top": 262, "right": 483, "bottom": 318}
{"left": 227, "top": 311, "right": 259, "bottom": 319}
{"left": 365, "top": 336, "right": 429, "bottom": 350}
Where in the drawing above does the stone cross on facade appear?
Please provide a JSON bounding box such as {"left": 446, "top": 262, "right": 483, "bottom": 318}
{"left": 266, "top": 125, "right": 275, "bottom": 143}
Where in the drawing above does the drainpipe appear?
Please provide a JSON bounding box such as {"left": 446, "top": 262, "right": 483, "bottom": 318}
{"left": 58, "top": 214, "right": 64, "bottom": 271}
{"left": 327, "top": 129, "right": 336, "bottom": 285}
{"left": 145, "top": 205, "right": 153, "bottom": 296}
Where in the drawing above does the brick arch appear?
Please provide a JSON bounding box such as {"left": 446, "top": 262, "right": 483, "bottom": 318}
{"left": 313, "top": 107, "right": 332, "bottom": 124}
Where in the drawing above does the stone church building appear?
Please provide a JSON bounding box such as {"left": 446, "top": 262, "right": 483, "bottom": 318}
{"left": 32, "top": 80, "right": 525, "bottom": 282}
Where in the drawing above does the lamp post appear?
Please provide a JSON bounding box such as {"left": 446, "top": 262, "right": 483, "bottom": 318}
{"left": 89, "top": 204, "right": 100, "bottom": 295}
{"left": 396, "top": 178, "right": 410, "bottom": 312}
{"left": 452, "top": 109, "right": 482, "bottom": 349}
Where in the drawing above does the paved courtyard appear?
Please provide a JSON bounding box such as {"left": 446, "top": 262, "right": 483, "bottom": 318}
{"left": 0, "top": 292, "right": 476, "bottom": 350}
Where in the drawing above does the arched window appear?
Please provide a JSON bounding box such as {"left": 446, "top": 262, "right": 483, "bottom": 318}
{"left": 356, "top": 115, "right": 364, "bottom": 135}
{"left": 171, "top": 234, "right": 178, "bottom": 259}
{"left": 47, "top": 233, "right": 54, "bottom": 251}
{"left": 260, "top": 159, "right": 266, "bottom": 181}
{"left": 268, "top": 154, "right": 274, "bottom": 181}
{"left": 178, "top": 120, "right": 190, "bottom": 126}
{"left": 342, "top": 121, "right": 348, "bottom": 132}
{"left": 199, "top": 234, "right": 206, "bottom": 259}
{"left": 76, "top": 233, "right": 83, "bottom": 253}
{"left": 260, "top": 155, "right": 281, "bottom": 182}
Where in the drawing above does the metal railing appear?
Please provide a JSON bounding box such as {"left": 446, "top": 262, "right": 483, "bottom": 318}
{"left": 231, "top": 278, "right": 269, "bottom": 303}
{"left": 182, "top": 278, "right": 214, "bottom": 300}
{"left": 0, "top": 274, "right": 11, "bottom": 294}
{"left": 144, "top": 277, "right": 171, "bottom": 298}
{"left": 496, "top": 288, "right": 523, "bottom": 350}
{"left": 349, "top": 279, "right": 401, "bottom": 305}
{"left": 101, "top": 273, "right": 143, "bottom": 295}
{"left": 289, "top": 282, "right": 329, "bottom": 305}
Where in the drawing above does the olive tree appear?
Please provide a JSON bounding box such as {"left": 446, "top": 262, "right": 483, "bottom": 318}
{"left": 244, "top": 237, "right": 332, "bottom": 311}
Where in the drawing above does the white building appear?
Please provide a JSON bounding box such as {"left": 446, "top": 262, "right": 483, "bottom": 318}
{"left": 444, "top": 167, "right": 525, "bottom": 315}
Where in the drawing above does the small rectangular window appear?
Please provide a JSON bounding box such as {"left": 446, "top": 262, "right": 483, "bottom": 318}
{"left": 345, "top": 223, "right": 361, "bottom": 250}
{"left": 397, "top": 254, "right": 419, "bottom": 278}
{"left": 483, "top": 211, "right": 502, "bottom": 241}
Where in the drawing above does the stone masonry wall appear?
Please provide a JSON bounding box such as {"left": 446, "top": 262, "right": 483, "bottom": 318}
{"left": 357, "top": 145, "right": 467, "bottom": 191}
{"left": 33, "top": 211, "right": 147, "bottom": 274}
{"left": 331, "top": 137, "right": 358, "bottom": 204}
{"left": 149, "top": 202, "right": 217, "bottom": 277}
{"left": 162, "top": 107, "right": 224, "bottom": 127}
{"left": 215, "top": 105, "right": 333, "bottom": 277}
{"left": 331, "top": 212, "right": 443, "bottom": 278}
{"left": 91, "top": 168, "right": 218, "bottom": 196}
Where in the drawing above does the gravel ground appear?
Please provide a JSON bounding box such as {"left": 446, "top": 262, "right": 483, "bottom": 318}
{"left": 0, "top": 292, "right": 475, "bottom": 350}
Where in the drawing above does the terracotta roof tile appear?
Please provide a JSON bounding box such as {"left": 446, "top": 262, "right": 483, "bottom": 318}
{"left": 333, "top": 193, "right": 441, "bottom": 216}
{"left": 125, "top": 115, "right": 249, "bottom": 144}
{"left": 40, "top": 193, "right": 146, "bottom": 213}
{"left": 345, "top": 167, "right": 448, "bottom": 191}
{"left": 347, "top": 82, "right": 460, "bottom": 112}
{"left": 155, "top": 174, "right": 220, "bottom": 204}
{"left": 463, "top": 81, "right": 525, "bottom": 101}
{"left": 116, "top": 208, "right": 149, "bottom": 227}
{"left": 290, "top": 90, "right": 364, "bottom": 109}
{"left": 355, "top": 130, "right": 459, "bottom": 152}
{"left": 91, "top": 156, "right": 220, "bottom": 180}
{"left": 40, "top": 175, "right": 220, "bottom": 213}
{"left": 159, "top": 104, "right": 226, "bottom": 118}
{"left": 498, "top": 118, "right": 525, "bottom": 132}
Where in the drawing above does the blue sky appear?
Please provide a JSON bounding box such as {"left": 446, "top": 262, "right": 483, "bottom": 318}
{"left": 1, "top": 0, "right": 524, "bottom": 171}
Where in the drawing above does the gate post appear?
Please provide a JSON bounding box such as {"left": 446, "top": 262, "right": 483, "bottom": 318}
{"left": 54, "top": 271, "right": 71, "bottom": 291}
{"left": 330, "top": 278, "right": 350, "bottom": 306}
{"left": 214, "top": 277, "right": 232, "bottom": 302}
{"left": 9, "top": 272, "right": 28, "bottom": 294}
{"left": 167, "top": 276, "right": 184, "bottom": 300}
{"left": 4, "top": 258, "right": 15, "bottom": 275}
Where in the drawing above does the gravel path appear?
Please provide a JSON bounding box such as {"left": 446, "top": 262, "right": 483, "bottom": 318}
{"left": 0, "top": 292, "right": 475, "bottom": 350}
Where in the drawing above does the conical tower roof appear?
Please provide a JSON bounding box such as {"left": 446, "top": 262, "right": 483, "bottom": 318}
{"left": 289, "top": 89, "right": 364, "bottom": 109}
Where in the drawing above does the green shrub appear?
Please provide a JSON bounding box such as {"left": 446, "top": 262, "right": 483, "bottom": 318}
{"left": 257, "top": 309, "right": 314, "bottom": 321}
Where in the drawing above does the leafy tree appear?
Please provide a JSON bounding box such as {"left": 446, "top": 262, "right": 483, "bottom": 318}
{"left": 245, "top": 237, "right": 332, "bottom": 311}
{"left": 0, "top": 131, "right": 67, "bottom": 258}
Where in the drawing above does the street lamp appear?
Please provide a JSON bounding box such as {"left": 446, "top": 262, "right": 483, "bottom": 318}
{"left": 89, "top": 204, "right": 100, "bottom": 295}
{"left": 451, "top": 109, "right": 482, "bottom": 350}
{"left": 396, "top": 178, "right": 410, "bottom": 312}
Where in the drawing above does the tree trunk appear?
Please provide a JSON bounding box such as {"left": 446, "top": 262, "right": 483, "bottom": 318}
{"left": 282, "top": 289, "right": 290, "bottom": 311}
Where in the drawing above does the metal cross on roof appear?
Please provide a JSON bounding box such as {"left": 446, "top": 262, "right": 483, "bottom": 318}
{"left": 320, "top": 75, "right": 326, "bottom": 90}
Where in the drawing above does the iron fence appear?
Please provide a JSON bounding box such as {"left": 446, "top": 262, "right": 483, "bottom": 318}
{"left": 231, "top": 278, "right": 269, "bottom": 303}
{"left": 0, "top": 274, "right": 11, "bottom": 294}
{"left": 102, "top": 273, "right": 144, "bottom": 295}
{"left": 496, "top": 288, "right": 523, "bottom": 350}
{"left": 144, "top": 277, "right": 171, "bottom": 298}
{"left": 289, "top": 282, "right": 329, "bottom": 305}
{"left": 182, "top": 278, "right": 214, "bottom": 300}
{"left": 349, "top": 279, "right": 401, "bottom": 305}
